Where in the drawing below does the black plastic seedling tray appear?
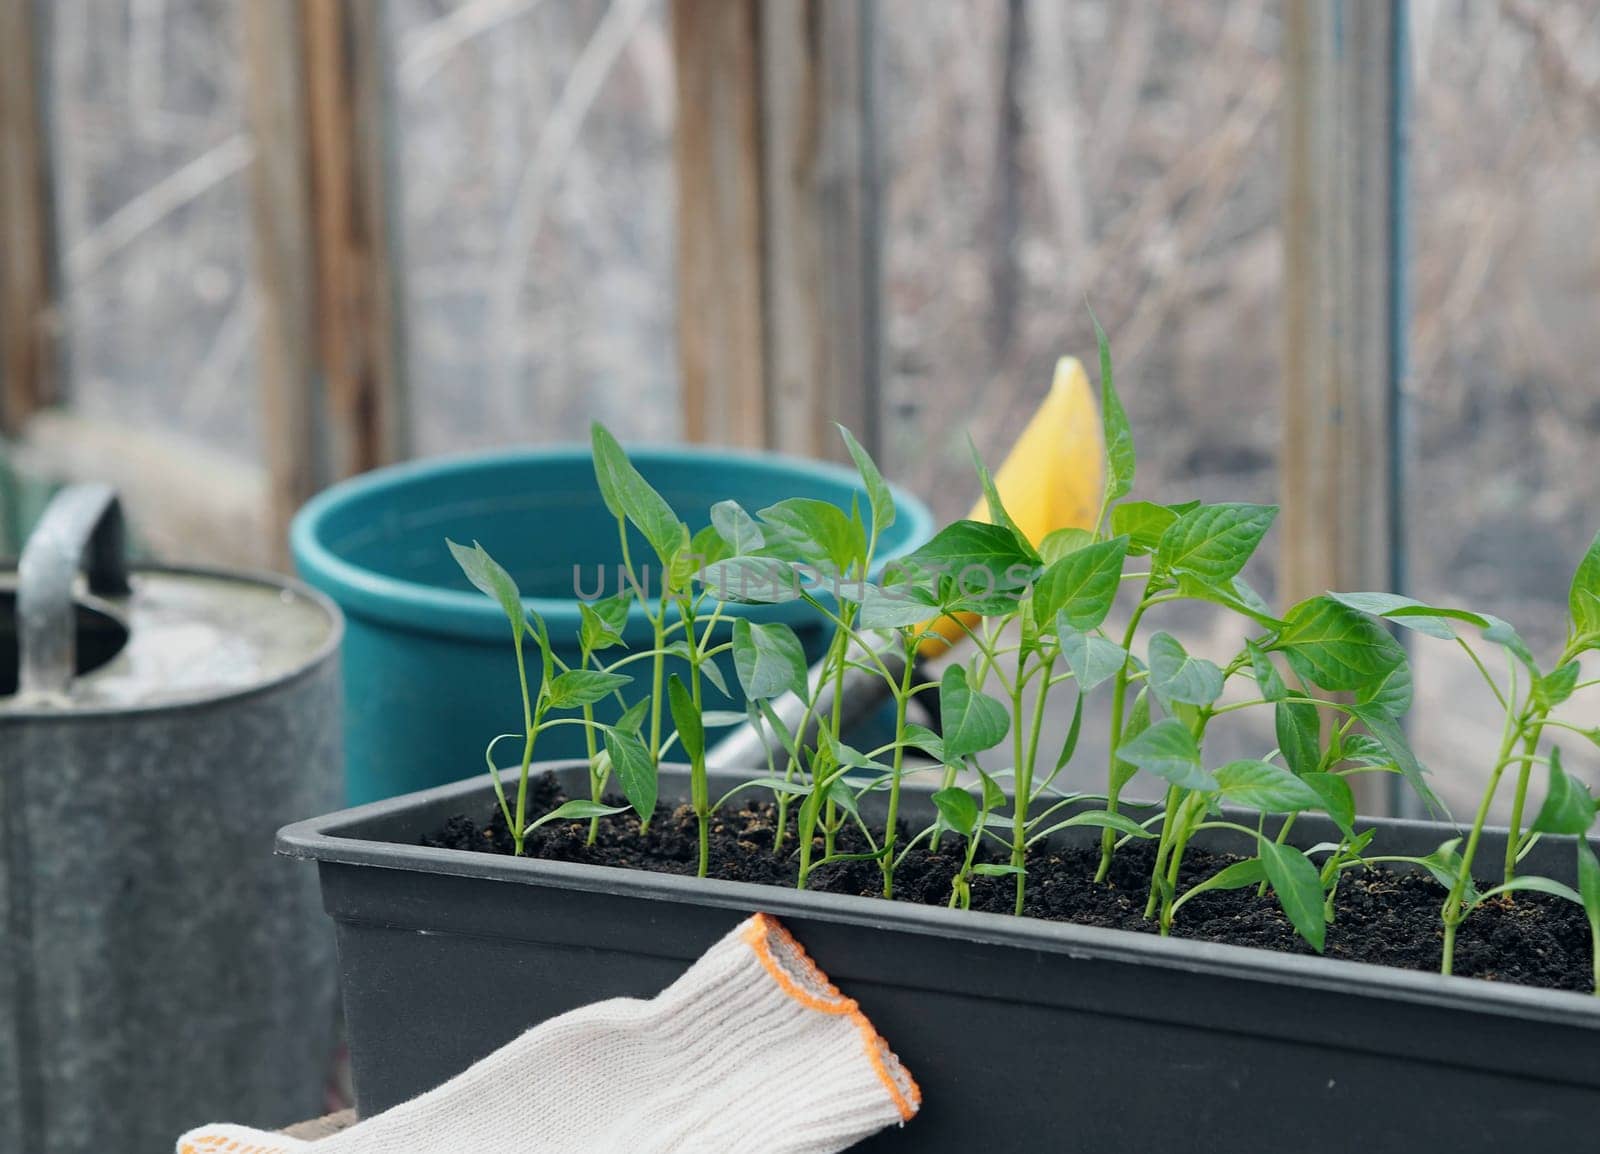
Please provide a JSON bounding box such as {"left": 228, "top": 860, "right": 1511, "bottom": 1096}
{"left": 279, "top": 764, "right": 1600, "bottom": 1152}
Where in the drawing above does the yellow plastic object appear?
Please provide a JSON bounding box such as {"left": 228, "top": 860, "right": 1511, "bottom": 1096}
{"left": 918, "top": 356, "right": 1106, "bottom": 656}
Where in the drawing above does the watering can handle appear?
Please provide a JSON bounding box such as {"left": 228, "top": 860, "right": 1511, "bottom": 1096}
{"left": 17, "top": 483, "right": 131, "bottom": 698}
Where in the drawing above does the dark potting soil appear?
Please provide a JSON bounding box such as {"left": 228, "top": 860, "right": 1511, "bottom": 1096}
{"left": 423, "top": 774, "right": 1595, "bottom": 994}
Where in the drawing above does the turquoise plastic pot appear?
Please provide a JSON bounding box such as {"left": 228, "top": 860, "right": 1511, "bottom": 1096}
{"left": 291, "top": 445, "right": 934, "bottom": 804}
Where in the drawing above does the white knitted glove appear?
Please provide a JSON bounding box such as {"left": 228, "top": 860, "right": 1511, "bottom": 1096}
{"left": 177, "top": 913, "right": 919, "bottom": 1154}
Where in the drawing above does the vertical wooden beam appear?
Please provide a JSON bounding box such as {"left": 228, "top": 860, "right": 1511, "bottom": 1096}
{"left": 1282, "top": 0, "right": 1407, "bottom": 814}
{"left": 244, "top": 0, "right": 405, "bottom": 558}
{"left": 673, "top": 0, "right": 879, "bottom": 460}
{"left": 0, "top": 0, "right": 56, "bottom": 435}
{"left": 673, "top": 0, "right": 768, "bottom": 448}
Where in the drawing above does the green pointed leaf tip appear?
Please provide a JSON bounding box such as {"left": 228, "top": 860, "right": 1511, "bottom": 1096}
{"left": 939, "top": 664, "right": 1012, "bottom": 760}
{"left": 530, "top": 799, "right": 630, "bottom": 831}
{"left": 1147, "top": 631, "right": 1224, "bottom": 708}
{"left": 1056, "top": 625, "right": 1128, "bottom": 691}
{"left": 1571, "top": 530, "right": 1600, "bottom": 641}
{"left": 699, "top": 556, "right": 806, "bottom": 604}
{"left": 1247, "top": 640, "right": 1288, "bottom": 701}
{"left": 545, "top": 669, "right": 632, "bottom": 709}
{"left": 590, "top": 423, "right": 687, "bottom": 566}
{"left": 447, "top": 539, "right": 525, "bottom": 640}
{"left": 731, "top": 618, "right": 810, "bottom": 703}
{"left": 1577, "top": 841, "right": 1600, "bottom": 931}
{"left": 1087, "top": 313, "right": 1135, "bottom": 503}
{"left": 1155, "top": 503, "right": 1278, "bottom": 585}
{"left": 1032, "top": 536, "right": 1128, "bottom": 632}
{"left": 710, "top": 500, "right": 765, "bottom": 555}
{"left": 1532, "top": 748, "right": 1598, "bottom": 836}
{"left": 1117, "top": 719, "right": 1216, "bottom": 792}
{"left": 604, "top": 728, "right": 657, "bottom": 821}
{"left": 1215, "top": 760, "right": 1323, "bottom": 813}
{"left": 667, "top": 674, "right": 705, "bottom": 763}
{"left": 1039, "top": 527, "right": 1095, "bottom": 564}
{"left": 1348, "top": 702, "right": 1441, "bottom": 815}
{"left": 932, "top": 787, "right": 980, "bottom": 837}
{"left": 1302, "top": 772, "right": 1356, "bottom": 836}
{"left": 1272, "top": 596, "right": 1407, "bottom": 694}
{"left": 1258, "top": 840, "right": 1327, "bottom": 951}
{"left": 757, "top": 497, "right": 867, "bottom": 576}
{"left": 967, "top": 435, "right": 1034, "bottom": 558}
{"left": 837, "top": 425, "right": 896, "bottom": 538}
{"left": 1110, "top": 501, "right": 1178, "bottom": 556}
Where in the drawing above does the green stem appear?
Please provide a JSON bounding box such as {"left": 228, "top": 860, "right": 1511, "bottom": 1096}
{"left": 881, "top": 634, "right": 916, "bottom": 899}
{"left": 1503, "top": 725, "right": 1542, "bottom": 884}
{"left": 512, "top": 633, "right": 538, "bottom": 856}
{"left": 1143, "top": 784, "right": 1181, "bottom": 919}
{"left": 1097, "top": 597, "right": 1152, "bottom": 882}
{"left": 1441, "top": 699, "right": 1529, "bottom": 975}
{"left": 1011, "top": 651, "right": 1055, "bottom": 915}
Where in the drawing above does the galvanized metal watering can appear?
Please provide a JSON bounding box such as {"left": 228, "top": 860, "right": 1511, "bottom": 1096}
{"left": 1, "top": 484, "right": 344, "bottom": 1154}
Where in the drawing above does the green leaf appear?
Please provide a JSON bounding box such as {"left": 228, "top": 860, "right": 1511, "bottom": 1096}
{"left": 1416, "top": 839, "right": 1476, "bottom": 901}
{"left": 1325, "top": 591, "right": 1467, "bottom": 641}
{"left": 1577, "top": 840, "right": 1600, "bottom": 935}
{"left": 1056, "top": 625, "right": 1127, "bottom": 691}
{"left": 1183, "top": 858, "right": 1268, "bottom": 899}
{"left": 1087, "top": 314, "right": 1135, "bottom": 503}
{"left": 852, "top": 582, "right": 940, "bottom": 629}
{"left": 1571, "top": 530, "right": 1600, "bottom": 641}
{"left": 1173, "top": 573, "right": 1286, "bottom": 630}
{"left": 545, "top": 669, "right": 632, "bottom": 709}
{"left": 1347, "top": 703, "right": 1441, "bottom": 815}
{"left": 838, "top": 425, "right": 896, "bottom": 538}
{"left": 1215, "top": 760, "right": 1323, "bottom": 812}
{"left": 1301, "top": 772, "right": 1356, "bottom": 837}
{"left": 1247, "top": 640, "right": 1288, "bottom": 702}
{"left": 939, "top": 664, "right": 1011, "bottom": 760}
{"left": 731, "top": 618, "right": 809, "bottom": 702}
{"left": 604, "top": 728, "right": 657, "bottom": 821}
{"left": 1481, "top": 615, "right": 1540, "bottom": 679}
{"left": 1531, "top": 747, "right": 1597, "bottom": 836}
{"left": 1032, "top": 536, "right": 1127, "bottom": 632}
{"left": 1117, "top": 719, "right": 1215, "bottom": 792}
{"left": 614, "top": 697, "right": 650, "bottom": 735}
{"left": 978, "top": 769, "right": 1007, "bottom": 813}
{"left": 1051, "top": 692, "right": 1085, "bottom": 775}
{"left": 1039, "top": 527, "right": 1095, "bottom": 564}
{"left": 710, "top": 500, "right": 765, "bottom": 555}
{"left": 1110, "top": 501, "right": 1179, "bottom": 556}
{"left": 1359, "top": 660, "right": 1413, "bottom": 718}
{"left": 1280, "top": 697, "right": 1331, "bottom": 777}
{"left": 447, "top": 539, "right": 526, "bottom": 640}
{"left": 1471, "top": 875, "right": 1584, "bottom": 911}
{"left": 1257, "top": 840, "right": 1327, "bottom": 951}
{"left": 1272, "top": 596, "right": 1407, "bottom": 695}
{"left": 666, "top": 674, "right": 704, "bottom": 763}
{"left": 1039, "top": 810, "right": 1155, "bottom": 840}
{"left": 899, "top": 520, "right": 1039, "bottom": 593}
{"left": 590, "top": 423, "right": 686, "bottom": 565}
{"left": 578, "top": 594, "right": 629, "bottom": 653}
{"left": 1155, "top": 503, "right": 1277, "bottom": 585}
{"left": 527, "top": 799, "right": 630, "bottom": 832}
{"left": 700, "top": 556, "right": 807, "bottom": 604}
{"left": 967, "top": 436, "right": 1033, "bottom": 559}
{"left": 1147, "top": 631, "right": 1224, "bottom": 708}
{"left": 757, "top": 497, "right": 867, "bottom": 576}
{"left": 1111, "top": 688, "right": 1152, "bottom": 792}
{"left": 901, "top": 723, "right": 946, "bottom": 762}
{"left": 689, "top": 523, "right": 732, "bottom": 569}
{"left": 932, "top": 787, "right": 979, "bottom": 837}
{"left": 972, "top": 862, "right": 1026, "bottom": 878}
{"left": 1536, "top": 661, "right": 1581, "bottom": 710}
